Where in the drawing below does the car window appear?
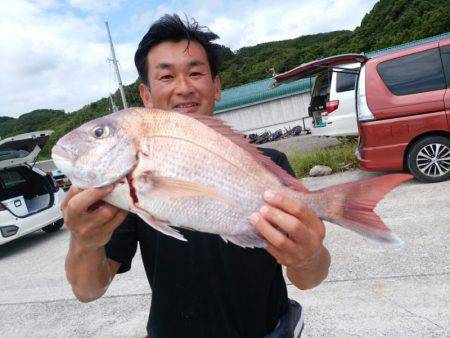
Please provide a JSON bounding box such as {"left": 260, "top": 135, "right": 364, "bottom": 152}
{"left": 312, "top": 73, "right": 331, "bottom": 97}
{"left": 0, "top": 149, "right": 30, "bottom": 161}
{"left": 336, "top": 71, "right": 357, "bottom": 92}
{"left": 376, "top": 48, "right": 446, "bottom": 96}
{"left": 0, "top": 171, "right": 26, "bottom": 189}
{"left": 319, "top": 75, "right": 330, "bottom": 96}
{"left": 440, "top": 45, "right": 450, "bottom": 88}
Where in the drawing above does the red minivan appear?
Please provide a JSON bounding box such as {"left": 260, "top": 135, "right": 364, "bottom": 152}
{"left": 274, "top": 37, "right": 450, "bottom": 182}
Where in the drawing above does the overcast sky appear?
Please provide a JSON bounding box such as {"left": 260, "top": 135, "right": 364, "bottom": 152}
{"left": 0, "top": 0, "right": 378, "bottom": 118}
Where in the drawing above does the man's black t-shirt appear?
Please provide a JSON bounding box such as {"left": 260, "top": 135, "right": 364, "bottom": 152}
{"left": 105, "top": 148, "right": 296, "bottom": 338}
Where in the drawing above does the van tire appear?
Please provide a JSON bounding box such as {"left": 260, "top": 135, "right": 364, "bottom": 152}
{"left": 407, "top": 136, "right": 450, "bottom": 183}
{"left": 42, "top": 219, "right": 64, "bottom": 233}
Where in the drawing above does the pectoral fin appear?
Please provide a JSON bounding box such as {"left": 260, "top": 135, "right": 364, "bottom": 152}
{"left": 135, "top": 171, "right": 236, "bottom": 205}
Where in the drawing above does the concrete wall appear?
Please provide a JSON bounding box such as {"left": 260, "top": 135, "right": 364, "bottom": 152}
{"left": 215, "top": 92, "right": 313, "bottom": 134}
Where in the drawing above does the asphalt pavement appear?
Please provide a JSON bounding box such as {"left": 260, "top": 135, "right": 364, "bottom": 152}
{"left": 0, "top": 170, "right": 448, "bottom": 337}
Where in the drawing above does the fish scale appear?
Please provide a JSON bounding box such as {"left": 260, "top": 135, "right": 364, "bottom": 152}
{"left": 141, "top": 136, "right": 270, "bottom": 204}
{"left": 146, "top": 110, "right": 279, "bottom": 187}
{"left": 135, "top": 140, "right": 264, "bottom": 236}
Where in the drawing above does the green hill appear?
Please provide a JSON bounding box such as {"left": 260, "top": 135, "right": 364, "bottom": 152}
{"left": 0, "top": 109, "right": 65, "bottom": 139}
{"left": 1, "top": 0, "right": 449, "bottom": 160}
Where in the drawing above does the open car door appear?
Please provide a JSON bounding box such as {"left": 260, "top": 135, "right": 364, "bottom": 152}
{"left": 272, "top": 53, "right": 368, "bottom": 86}
{"left": 0, "top": 131, "right": 53, "bottom": 169}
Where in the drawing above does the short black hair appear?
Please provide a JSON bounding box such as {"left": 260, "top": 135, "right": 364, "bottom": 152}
{"left": 134, "top": 14, "right": 222, "bottom": 86}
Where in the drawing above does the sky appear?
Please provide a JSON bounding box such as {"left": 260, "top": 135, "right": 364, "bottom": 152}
{"left": 0, "top": 0, "right": 379, "bottom": 118}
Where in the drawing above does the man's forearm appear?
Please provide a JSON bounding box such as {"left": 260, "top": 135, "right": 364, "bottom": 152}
{"left": 286, "top": 245, "right": 331, "bottom": 290}
{"left": 65, "top": 236, "right": 112, "bottom": 302}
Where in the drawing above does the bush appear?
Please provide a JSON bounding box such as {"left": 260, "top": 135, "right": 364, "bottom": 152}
{"left": 289, "top": 138, "right": 358, "bottom": 178}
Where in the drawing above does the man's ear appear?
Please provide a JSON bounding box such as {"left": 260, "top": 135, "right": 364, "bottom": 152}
{"left": 213, "top": 76, "right": 221, "bottom": 101}
{"left": 139, "top": 83, "right": 153, "bottom": 108}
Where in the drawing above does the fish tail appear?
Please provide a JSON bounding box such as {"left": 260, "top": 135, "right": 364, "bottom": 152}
{"left": 315, "top": 173, "right": 413, "bottom": 245}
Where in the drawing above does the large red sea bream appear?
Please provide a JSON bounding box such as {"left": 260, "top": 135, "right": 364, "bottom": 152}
{"left": 52, "top": 108, "right": 411, "bottom": 247}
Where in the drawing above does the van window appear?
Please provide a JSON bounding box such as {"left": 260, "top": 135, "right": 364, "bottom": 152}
{"left": 377, "top": 48, "right": 446, "bottom": 96}
{"left": 440, "top": 45, "right": 450, "bottom": 87}
{"left": 336, "top": 72, "right": 357, "bottom": 93}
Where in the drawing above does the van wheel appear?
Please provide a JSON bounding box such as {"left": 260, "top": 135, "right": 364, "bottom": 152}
{"left": 407, "top": 136, "right": 450, "bottom": 183}
{"left": 42, "top": 219, "right": 64, "bottom": 233}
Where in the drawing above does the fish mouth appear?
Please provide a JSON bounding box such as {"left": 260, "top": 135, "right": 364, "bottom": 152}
{"left": 51, "top": 144, "right": 73, "bottom": 161}
{"left": 52, "top": 144, "right": 138, "bottom": 190}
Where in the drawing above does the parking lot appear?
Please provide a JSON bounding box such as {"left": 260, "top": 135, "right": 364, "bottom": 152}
{"left": 0, "top": 170, "right": 448, "bottom": 337}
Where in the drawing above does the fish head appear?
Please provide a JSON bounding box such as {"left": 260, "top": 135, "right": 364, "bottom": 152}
{"left": 51, "top": 109, "right": 140, "bottom": 188}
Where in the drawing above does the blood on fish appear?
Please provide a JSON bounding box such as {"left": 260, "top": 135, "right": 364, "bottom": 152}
{"left": 126, "top": 174, "right": 139, "bottom": 205}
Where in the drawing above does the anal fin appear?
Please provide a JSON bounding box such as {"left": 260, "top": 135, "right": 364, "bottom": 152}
{"left": 137, "top": 212, "right": 187, "bottom": 242}
{"left": 221, "top": 232, "right": 267, "bottom": 248}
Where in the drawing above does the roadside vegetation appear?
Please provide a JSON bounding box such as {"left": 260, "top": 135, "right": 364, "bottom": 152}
{"left": 289, "top": 137, "right": 358, "bottom": 178}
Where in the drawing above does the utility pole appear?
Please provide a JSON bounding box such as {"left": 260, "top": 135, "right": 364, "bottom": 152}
{"left": 105, "top": 21, "right": 128, "bottom": 109}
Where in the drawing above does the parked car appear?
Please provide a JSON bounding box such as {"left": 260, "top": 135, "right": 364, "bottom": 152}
{"left": 273, "top": 39, "right": 450, "bottom": 182}
{"left": 307, "top": 63, "right": 359, "bottom": 137}
{"left": 0, "top": 131, "right": 65, "bottom": 245}
{"left": 51, "top": 169, "right": 72, "bottom": 192}
{"left": 354, "top": 39, "right": 450, "bottom": 182}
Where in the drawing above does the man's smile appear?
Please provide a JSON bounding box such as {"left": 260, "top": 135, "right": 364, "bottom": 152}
{"left": 173, "top": 102, "right": 200, "bottom": 113}
{"left": 174, "top": 102, "right": 199, "bottom": 108}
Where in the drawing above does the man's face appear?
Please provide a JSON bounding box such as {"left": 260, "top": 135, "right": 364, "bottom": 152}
{"left": 139, "top": 39, "right": 221, "bottom": 116}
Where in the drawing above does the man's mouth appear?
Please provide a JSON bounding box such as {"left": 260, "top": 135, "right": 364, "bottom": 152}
{"left": 174, "top": 103, "right": 199, "bottom": 108}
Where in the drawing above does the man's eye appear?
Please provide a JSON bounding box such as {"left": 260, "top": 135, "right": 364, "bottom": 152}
{"left": 160, "top": 75, "right": 173, "bottom": 80}
{"left": 191, "top": 72, "right": 203, "bottom": 77}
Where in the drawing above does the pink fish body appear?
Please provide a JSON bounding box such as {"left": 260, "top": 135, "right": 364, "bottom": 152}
{"left": 52, "top": 108, "right": 412, "bottom": 247}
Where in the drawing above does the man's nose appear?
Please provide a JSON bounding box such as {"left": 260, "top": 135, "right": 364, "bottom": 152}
{"left": 174, "top": 75, "right": 194, "bottom": 95}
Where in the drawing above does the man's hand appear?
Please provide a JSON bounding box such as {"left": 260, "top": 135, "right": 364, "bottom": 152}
{"left": 249, "top": 190, "right": 330, "bottom": 290}
{"left": 62, "top": 186, "right": 127, "bottom": 302}
{"left": 62, "top": 186, "right": 128, "bottom": 250}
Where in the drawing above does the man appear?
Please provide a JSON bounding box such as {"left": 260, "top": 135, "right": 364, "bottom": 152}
{"left": 63, "top": 14, "right": 330, "bottom": 337}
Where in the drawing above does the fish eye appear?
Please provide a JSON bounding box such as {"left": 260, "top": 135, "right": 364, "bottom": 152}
{"left": 91, "top": 126, "right": 110, "bottom": 139}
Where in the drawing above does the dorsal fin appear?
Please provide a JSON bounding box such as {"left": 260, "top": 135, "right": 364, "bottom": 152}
{"left": 182, "top": 112, "right": 308, "bottom": 193}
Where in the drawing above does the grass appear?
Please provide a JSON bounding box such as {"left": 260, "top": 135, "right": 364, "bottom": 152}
{"left": 288, "top": 137, "right": 358, "bottom": 178}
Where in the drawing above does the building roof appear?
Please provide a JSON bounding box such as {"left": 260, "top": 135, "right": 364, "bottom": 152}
{"left": 214, "top": 31, "right": 450, "bottom": 114}
{"left": 214, "top": 77, "right": 312, "bottom": 114}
